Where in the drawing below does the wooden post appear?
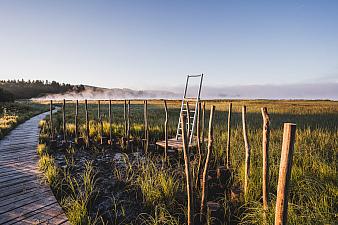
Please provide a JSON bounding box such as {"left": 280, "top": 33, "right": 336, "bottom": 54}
{"left": 201, "top": 102, "right": 206, "bottom": 150}
{"left": 164, "top": 100, "right": 168, "bottom": 160}
{"left": 226, "top": 102, "right": 232, "bottom": 168}
{"left": 261, "top": 107, "right": 270, "bottom": 211}
{"left": 200, "top": 105, "right": 215, "bottom": 222}
{"left": 97, "top": 100, "right": 101, "bottom": 119}
{"left": 85, "top": 99, "right": 90, "bottom": 147}
{"left": 63, "top": 99, "right": 66, "bottom": 142}
{"left": 124, "top": 100, "right": 127, "bottom": 138}
{"left": 275, "top": 123, "right": 296, "bottom": 225}
{"left": 127, "top": 100, "right": 130, "bottom": 149}
{"left": 181, "top": 113, "right": 193, "bottom": 225}
{"left": 186, "top": 102, "right": 190, "bottom": 143}
{"left": 109, "top": 100, "right": 112, "bottom": 145}
{"left": 242, "top": 105, "right": 250, "bottom": 196}
{"left": 75, "top": 100, "right": 79, "bottom": 140}
{"left": 195, "top": 102, "right": 202, "bottom": 187}
{"left": 144, "top": 100, "right": 149, "bottom": 153}
{"left": 50, "top": 100, "right": 53, "bottom": 139}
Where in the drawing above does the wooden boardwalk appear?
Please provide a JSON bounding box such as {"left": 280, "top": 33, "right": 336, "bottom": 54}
{"left": 0, "top": 112, "right": 69, "bottom": 225}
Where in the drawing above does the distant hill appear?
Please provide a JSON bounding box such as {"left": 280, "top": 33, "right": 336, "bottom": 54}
{"left": 0, "top": 79, "right": 84, "bottom": 101}
{"left": 34, "top": 85, "right": 179, "bottom": 100}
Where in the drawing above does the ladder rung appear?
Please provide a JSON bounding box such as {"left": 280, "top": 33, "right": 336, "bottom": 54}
{"left": 182, "top": 109, "right": 195, "bottom": 113}
{"left": 184, "top": 98, "right": 198, "bottom": 101}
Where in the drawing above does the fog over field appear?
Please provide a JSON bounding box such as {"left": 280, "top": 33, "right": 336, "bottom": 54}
{"left": 34, "top": 82, "right": 338, "bottom": 100}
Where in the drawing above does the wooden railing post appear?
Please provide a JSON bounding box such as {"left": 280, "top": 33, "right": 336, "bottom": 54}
{"left": 275, "top": 123, "right": 296, "bottom": 225}
{"left": 75, "top": 100, "right": 79, "bottom": 140}
{"left": 226, "top": 102, "right": 232, "bottom": 168}
{"left": 201, "top": 102, "right": 206, "bottom": 150}
{"left": 144, "top": 100, "right": 149, "bottom": 153}
{"left": 164, "top": 100, "right": 168, "bottom": 160}
{"left": 109, "top": 100, "right": 112, "bottom": 145}
{"left": 181, "top": 113, "right": 193, "bottom": 225}
{"left": 85, "top": 99, "right": 89, "bottom": 147}
{"left": 63, "top": 99, "right": 66, "bottom": 142}
{"left": 242, "top": 105, "right": 250, "bottom": 196}
{"left": 261, "top": 107, "right": 270, "bottom": 210}
{"left": 200, "top": 105, "right": 215, "bottom": 222}
{"left": 50, "top": 100, "right": 53, "bottom": 139}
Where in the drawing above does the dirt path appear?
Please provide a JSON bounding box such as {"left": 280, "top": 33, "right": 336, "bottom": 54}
{"left": 0, "top": 111, "right": 69, "bottom": 225}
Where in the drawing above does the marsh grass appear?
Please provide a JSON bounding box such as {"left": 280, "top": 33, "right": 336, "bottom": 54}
{"left": 41, "top": 100, "right": 337, "bottom": 224}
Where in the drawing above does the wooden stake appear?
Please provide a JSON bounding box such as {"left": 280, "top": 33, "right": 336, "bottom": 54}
{"left": 127, "top": 100, "right": 130, "bottom": 149}
{"left": 164, "top": 100, "right": 168, "bottom": 160}
{"left": 75, "top": 100, "right": 79, "bottom": 139}
{"left": 124, "top": 100, "right": 127, "bottom": 138}
{"left": 201, "top": 102, "right": 206, "bottom": 150}
{"left": 144, "top": 100, "right": 149, "bottom": 153}
{"left": 181, "top": 113, "right": 193, "bottom": 225}
{"left": 109, "top": 100, "right": 112, "bottom": 145}
{"left": 242, "top": 105, "right": 250, "bottom": 196}
{"left": 85, "top": 99, "right": 90, "bottom": 147}
{"left": 50, "top": 100, "right": 53, "bottom": 139}
{"left": 186, "top": 102, "right": 191, "bottom": 143}
{"left": 195, "top": 102, "right": 202, "bottom": 187}
{"left": 261, "top": 107, "right": 270, "bottom": 211}
{"left": 275, "top": 123, "right": 296, "bottom": 225}
{"left": 63, "top": 99, "right": 66, "bottom": 142}
{"left": 97, "top": 100, "right": 101, "bottom": 119}
{"left": 226, "top": 102, "right": 232, "bottom": 168}
{"left": 200, "top": 105, "right": 215, "bottom": 222}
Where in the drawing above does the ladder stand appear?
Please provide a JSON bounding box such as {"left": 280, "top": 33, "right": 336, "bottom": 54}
{"left": 176, "top": 74, "right": 204, "bottom": 145}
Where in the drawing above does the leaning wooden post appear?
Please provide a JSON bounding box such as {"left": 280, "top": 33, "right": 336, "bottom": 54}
{"left": 85, "top": 99, "right": 90, "bottom": 147}
{"left": 50, "top": 100, "right": 53, "bottom": 139}
{"left": 75, "top": 100, "right": 79, "bottom": 140}
{"left": 195, "top": 102, "right": 202, "bottom": 187}
{"left": 200, "top": 105, "right": 215, "bottom": 222}
{"left": 186, "top": 102, "right": 191, "bottom": 143}
{"left": 261, "top": 107, "right": 270, "bottom": 211}
{"left": 163, "top": 100, "right": 168, "bottom": 160}
{"left": 144, "top": 100, "right": 149, "bottom": 153}
{"left": 181, "top": 113, "right": 193, "bottom": 225}
{"left": 201, "top": 102, "right": 206, "bottom": 150}
{"left": 275, "top": 123, "right": 296, "bottom": 225}
{"left": 242, "top": 105, "right": 250, "bottom": 196}
{"left": 63, "top": 99, "right": 66, "bottom": 142}
{"left": 109, "top": 100, "right": 112, "bottom": 145}
{"left": 226, "top": 102, "right": 232, "bottom": 168}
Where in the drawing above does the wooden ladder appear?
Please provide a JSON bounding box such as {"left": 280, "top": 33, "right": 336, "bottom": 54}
{"left": 176, "top": 74, "right": 204, "bottom": 145}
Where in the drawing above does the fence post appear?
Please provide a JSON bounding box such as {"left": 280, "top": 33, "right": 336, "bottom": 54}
{"left": 226, "top": 102, "right": 232, "bottom": 169}
{"left": 195, "top": 102, "right": 202, "bottom": 187}
{"left": 75, "top": 100, "right": 79, "bottom": 140}
{"left": 109, "top": 100, "right": 112, "bottom": 145}
{"left": 144, "top": 100, "right": 149, "bottom": 153}
{"left": 63, "top": 99, "right": 66, "bottom": 142}
{"left": 50, "top": 100, "right": 53, "bottom": 139}
{"left": 242, "top": 105, "right": 250, "bottom": 196}
{"left": 275, "top": 123, "right": 296, "bottom": 225}
{"left": 200, "top": 105, "right": 215, "bottom": 223}
{"left": 261, "top": 107, "right": 270, "bottom": 211}
{"left": 186, "top": 102, "right": 190, "bottom": 142}
{"left": 164, "top": 100, "right": 168, "bottom": 160}
{"left": 201, "top": 102, "right": 206, "bottom": 150}
{"left": 124, "top": 100, "right": 127, "bottom": 138}
{"left": 127, "top": 100, "right": 130, "bottom": 149}
{"left": 85, "top": 99, "right": 90, "bottom": 147}
{"left": 181, "top": 113, "right": 193, "bottom": 225}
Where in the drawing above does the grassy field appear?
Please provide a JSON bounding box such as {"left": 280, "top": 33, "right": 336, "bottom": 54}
{"left": 37, "top": 99, "right": 337, "bottom": 224}
{"left": 0, "top": 101, "right": 48, "bottom": 139}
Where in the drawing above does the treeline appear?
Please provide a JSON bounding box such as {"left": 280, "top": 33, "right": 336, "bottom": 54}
{"left": 0, "top": 79, "right": 85, "bottom": 101}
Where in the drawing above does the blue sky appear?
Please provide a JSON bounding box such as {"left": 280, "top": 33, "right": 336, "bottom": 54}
{"left": 0, "top": 0, "right": 337, "bottom": 89}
